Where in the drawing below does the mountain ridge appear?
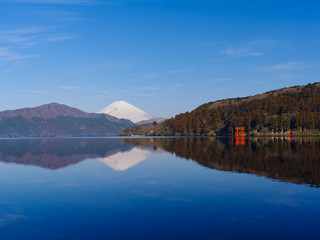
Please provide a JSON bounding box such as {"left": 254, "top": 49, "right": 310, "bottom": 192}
{"left": 196, "top": 83, "right": 314, "bottom": 112}
{"left": 0, "top": 102, "right": 124, "bottom": 123}
{"left": 0, "top": 103, "right": 134, "bottom": 137}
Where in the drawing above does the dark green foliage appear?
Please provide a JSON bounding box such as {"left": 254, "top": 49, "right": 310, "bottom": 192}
{"left": 0, "top": 116, "right": 134, "bottom": 137}
{"left": 160, "top": 83, "right": 320, "bottom": 136}
{"left": 0, "top": 116, "right": 40, "bottom": 137}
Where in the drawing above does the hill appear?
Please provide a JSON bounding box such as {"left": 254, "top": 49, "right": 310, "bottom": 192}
{"left": 0, "top": 103, "right": 134, "bottom": 137}
{"left": 0, "top": 103, "right": 96, "bottom": 120}
{"left": 120, "top": 82, "right": 320, "bottom": 136}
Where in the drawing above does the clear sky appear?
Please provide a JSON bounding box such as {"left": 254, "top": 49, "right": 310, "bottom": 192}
{"left": 0, "top": 0, "right": 320, "bottom": 118}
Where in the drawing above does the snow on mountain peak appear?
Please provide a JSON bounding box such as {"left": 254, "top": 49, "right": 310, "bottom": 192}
{"left": 97, "top": 101, "right": 154, "bottom": 123}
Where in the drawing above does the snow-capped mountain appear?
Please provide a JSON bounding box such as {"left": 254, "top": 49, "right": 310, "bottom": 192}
{"left": 97, "top": 101, "right": 154, "bottom": 123}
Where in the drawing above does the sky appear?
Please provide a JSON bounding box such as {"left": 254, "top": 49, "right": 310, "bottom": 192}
{"left": 0, "top": 0, "right": 320, "bottom": 118}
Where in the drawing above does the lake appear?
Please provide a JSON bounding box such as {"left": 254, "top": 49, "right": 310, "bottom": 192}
{"left": 0, "top": 137, "right": 319, "bottom": 239}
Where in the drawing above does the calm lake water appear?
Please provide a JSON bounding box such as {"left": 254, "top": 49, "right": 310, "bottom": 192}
{"left": 0, "top": 137, "right": 319, "bottom": 240}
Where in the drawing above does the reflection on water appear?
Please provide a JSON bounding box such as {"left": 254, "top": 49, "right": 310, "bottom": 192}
{"left": 0, "top": 137, "right": 319, "bottom": 240}
{"left": 235, "top": 135, "right": 246, "bottom": 146}
{"left": 0, "top": 137, "right": 320, "bottom": 186}
{"left": 0, "top": 138, "right": 132, "bottom": 169}
{"left": 124, "top": 137, "right": 320, "bottom": 187}
{"left": 98, "top": 147, "right": 152, "bottom": 171}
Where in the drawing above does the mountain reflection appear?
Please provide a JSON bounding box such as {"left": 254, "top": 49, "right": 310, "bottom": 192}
{"left": 0, "top": 138, "right": 133, "bottom": 169}
{"left": 98, "top": 147, "right": 152, "bottom": 171}
{"left": 122, "top": 137, "right": 320, "bottom": 187}
{"left": 0, "top": 137, "right": 319, "bottom": 187}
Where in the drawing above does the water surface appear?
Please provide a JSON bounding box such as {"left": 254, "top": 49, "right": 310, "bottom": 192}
{"left": 0, "top": 137, "right": 319, "bottom": 239}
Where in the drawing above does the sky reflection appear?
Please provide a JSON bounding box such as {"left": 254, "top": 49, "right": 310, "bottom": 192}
{"left": 0, "top": 137, "right": 319, "bottom": 239}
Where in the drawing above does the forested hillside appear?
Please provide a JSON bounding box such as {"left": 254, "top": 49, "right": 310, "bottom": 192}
{"left": 121, "top": 82, "right": 320, "bottom": 136}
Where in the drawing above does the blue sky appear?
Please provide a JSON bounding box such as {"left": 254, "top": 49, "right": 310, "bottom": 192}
{"left": 0, "top": 0, "right": 320, "bottom": 118}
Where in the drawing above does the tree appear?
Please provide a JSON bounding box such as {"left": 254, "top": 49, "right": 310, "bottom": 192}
{"left": 263, "top": 113, "right": 268, "bottom": 127}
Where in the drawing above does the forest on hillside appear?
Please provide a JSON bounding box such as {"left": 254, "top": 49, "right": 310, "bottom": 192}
{"left": 121, "top": 83, "right": 320, "bottom": 136}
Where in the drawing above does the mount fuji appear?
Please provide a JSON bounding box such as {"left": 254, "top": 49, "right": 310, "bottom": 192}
{"left": 98, "top": 101, "right": 160, "bottom": 124}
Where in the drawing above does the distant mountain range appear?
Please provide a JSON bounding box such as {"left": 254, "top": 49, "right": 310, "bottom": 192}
{"left": 0, "top": 103, "right": 134, "bottom": 137}
{"left": 121, "top": 82, "right": 320, "bottom": 136}
{"left": 5, "top": 82, "right": 320, "bottom": 138}
{"left": 0, "top": 100, "right": 166, "bottom": 137}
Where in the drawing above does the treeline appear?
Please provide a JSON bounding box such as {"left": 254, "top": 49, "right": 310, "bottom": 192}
{"left": 122, "top": 82, "right": 320, "bottom": 136}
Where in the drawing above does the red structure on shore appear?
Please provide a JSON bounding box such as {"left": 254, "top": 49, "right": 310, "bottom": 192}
{"left": 235, "top": 127, "right": 246, "bottom": 146}
{"left": 235, "top": 127, "right": 246, "bottom": 137}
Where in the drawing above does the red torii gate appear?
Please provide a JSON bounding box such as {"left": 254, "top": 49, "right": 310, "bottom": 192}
{"left": 235, "top": 127, "right": 246, "bottom": 146}
{"left": 235, "top": 127, "right": 246, "bottom": 136}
